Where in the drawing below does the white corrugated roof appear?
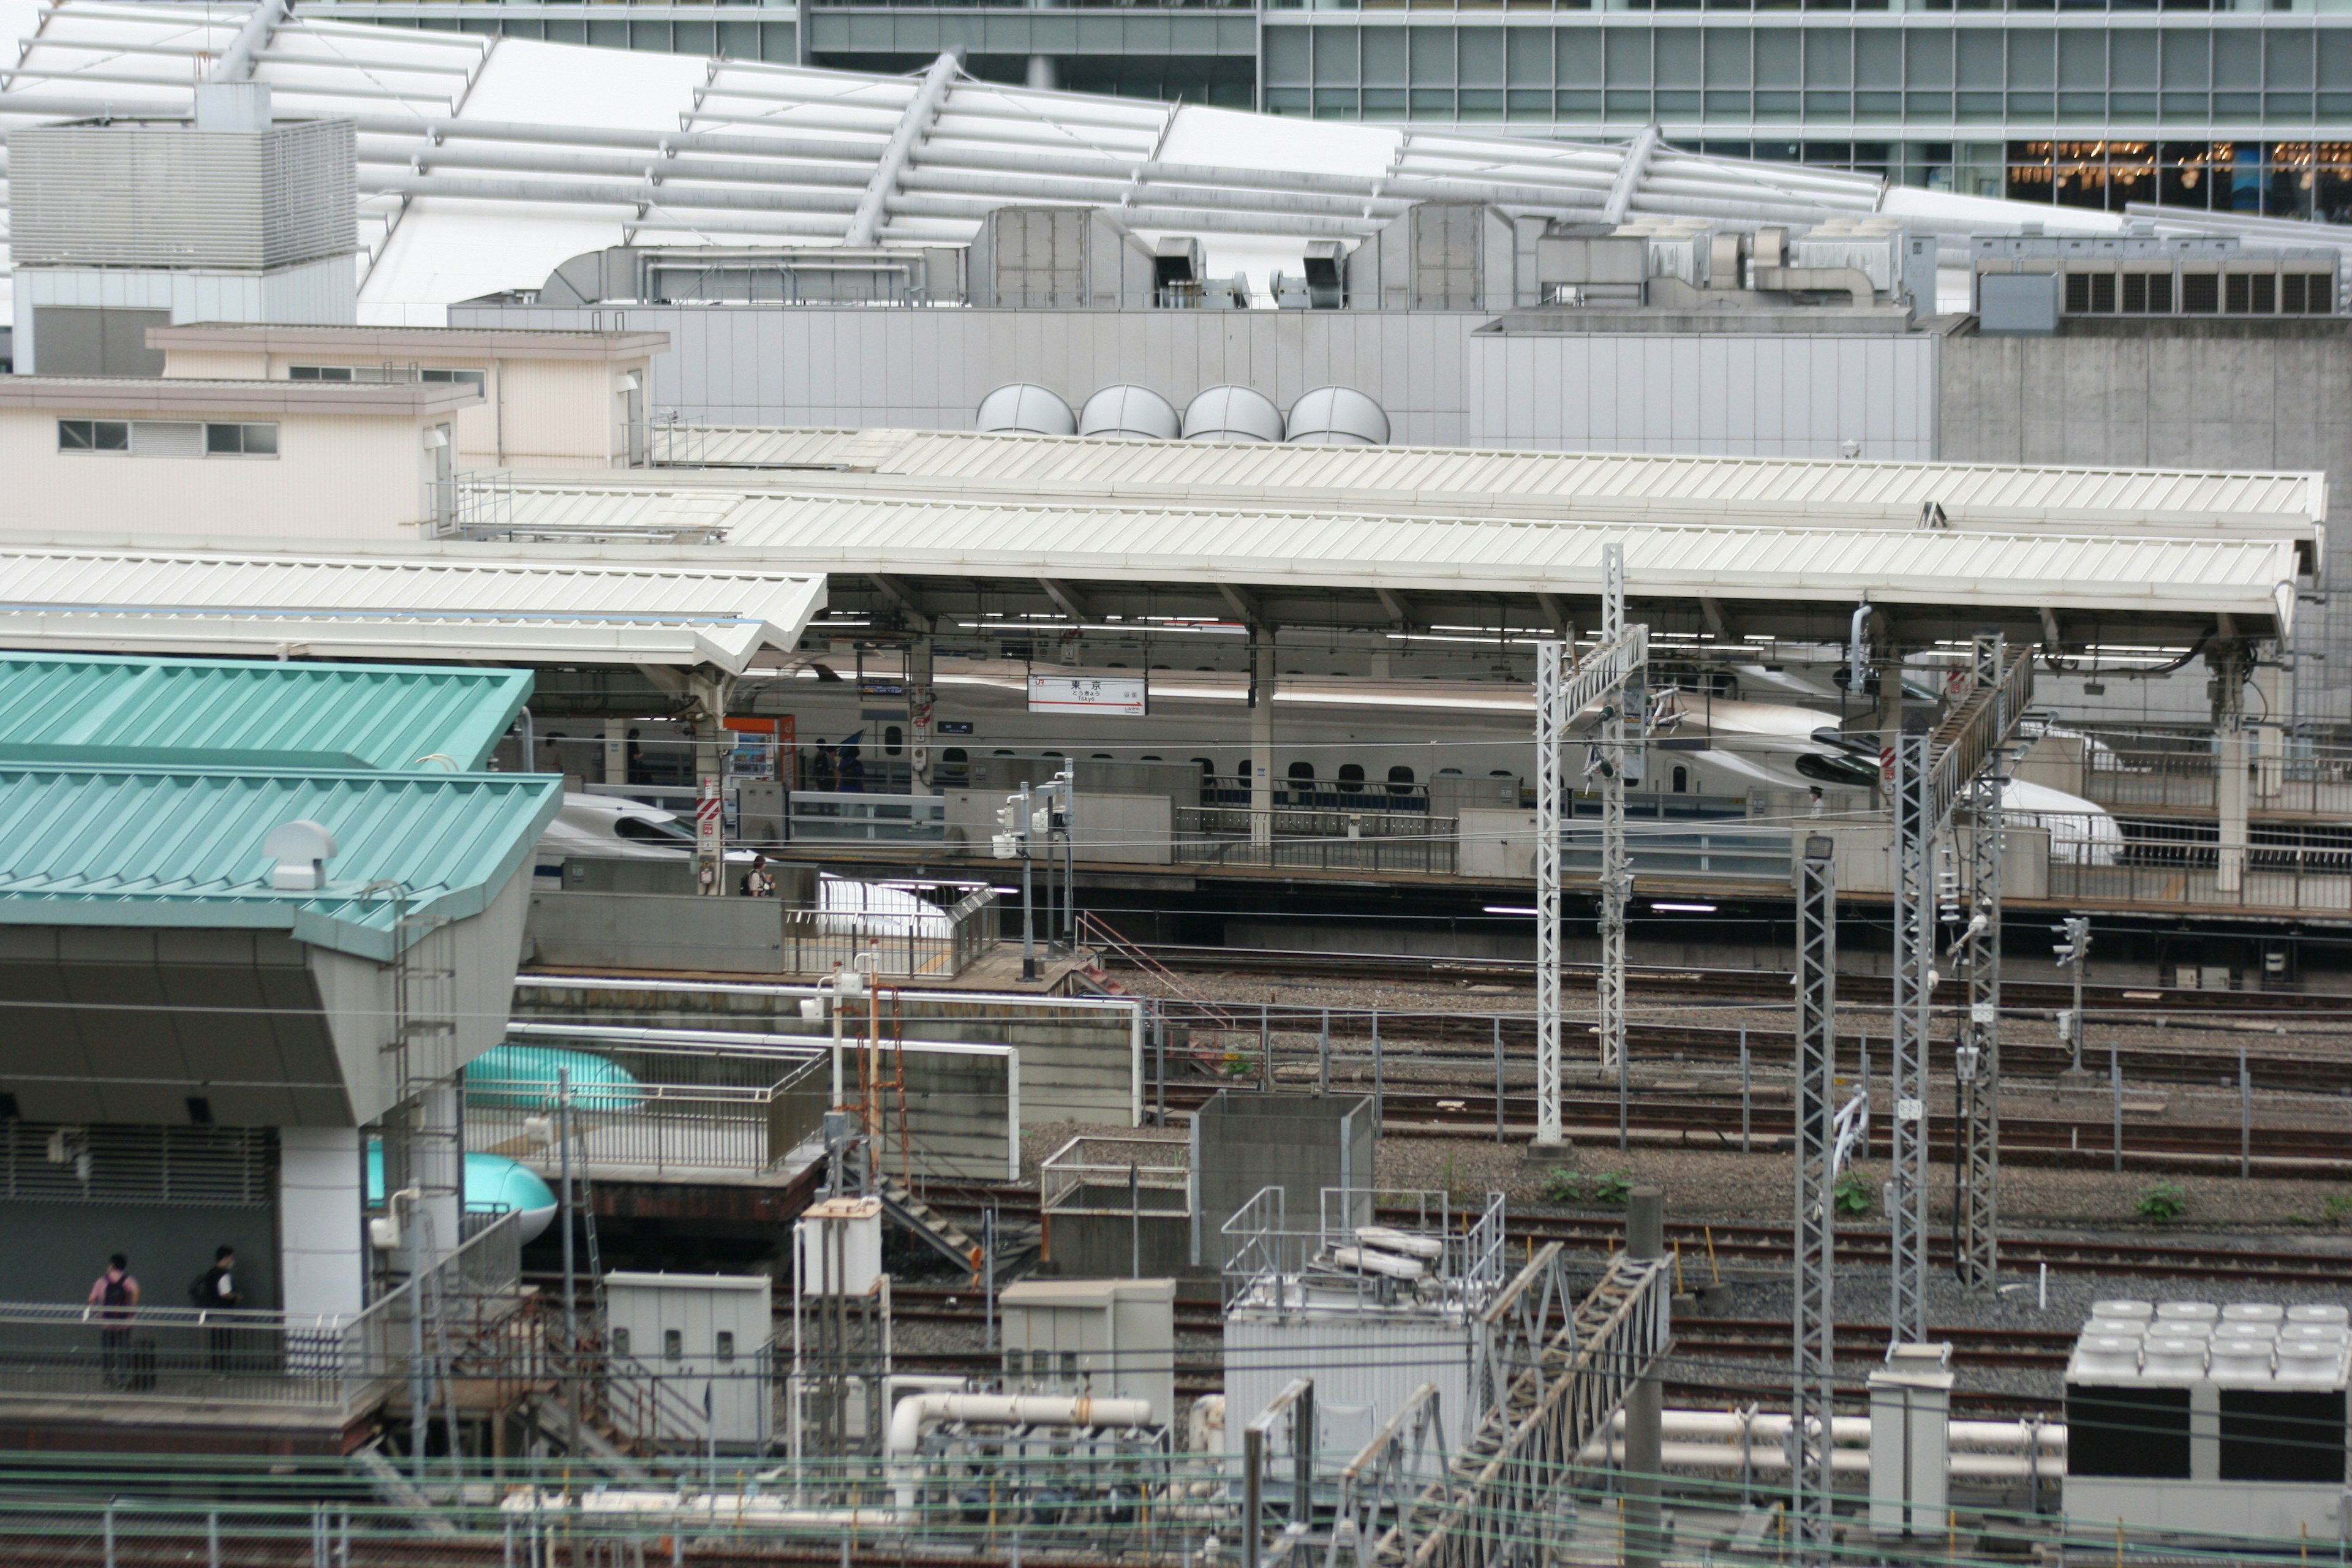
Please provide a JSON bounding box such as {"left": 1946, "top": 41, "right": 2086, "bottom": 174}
{"left": 478, "top": 480, "right": 2296, "bottom": 628}
{"left": 0, "top": 541, "right": 826, "bottom": 671}
{"left": 672, "top": 426, "right": 2329, "bottom": 545}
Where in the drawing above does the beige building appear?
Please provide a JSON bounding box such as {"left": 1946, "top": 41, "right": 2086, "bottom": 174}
{"left": 0, "top": 377, "right": 482, "bottom": 538}
{"left": 150, "top": 322, "right": 669, "bottom": 470}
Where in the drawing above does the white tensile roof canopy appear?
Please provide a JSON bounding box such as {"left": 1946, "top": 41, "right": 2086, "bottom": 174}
{"left": 0, "top": 0, "right": 2230, "bottom": 324}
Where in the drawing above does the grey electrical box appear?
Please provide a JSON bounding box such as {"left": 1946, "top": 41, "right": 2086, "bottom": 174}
{"left": 1902, "top": 235, "right": 1940, "bottom": 317}
{"left": 998, "top": 1277, "right": 1178, "bottom": 1427}
{"left": 604, "top": 1272, "right": 776, "bottom": 1450}
{"left": 1869, "top": 1343, "right": 1953, "bottom": 1536}
{"left": 1976, "top": 272, "right": 2063, "bottom": 336}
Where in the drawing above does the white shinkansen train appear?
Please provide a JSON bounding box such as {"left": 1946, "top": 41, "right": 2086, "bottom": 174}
{"left": 715, "top": 660, "right": 2114, "bottom": 857}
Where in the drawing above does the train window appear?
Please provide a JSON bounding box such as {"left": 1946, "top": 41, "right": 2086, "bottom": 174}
{"left": 1337, "top": 764, "right": 1365, "bottom": 794}
{"left": 1672, "top": 766, "right": 1689, "bottom": 794}
{"left": 943, "top": 748, "right": 968, "bottom": 764}
{"left": 1093, "top": 753, "right": 1114, "bottom": 760}
{"left": 1386, "top": 766, "right": 1415, "bottom": 795}
{"left": 993, "top": 749, "right": 1016, "bottom": 756}
{"left": 1438, "top": 766, "right": 1462, "bottom": 775}
{"left": 1194, "top": 758, "right": 1216, "bottom": 779}
{"left": 884, "top": 725, "right": 904, "bottom": 756}
{"left": 1140, "top": 755, "right": 1163, "bottom": 762}
{"left": 663, "top": 1329, "right": 683, "bottom": 1362}
{"left": 616, "top": 816, "right": 696, "bottom": 845}
{"left": 1042, "top": 751, "right": 1064, "bottom": 759}
{"left": 1490, "top": 770, "right": 1513, "bottom": 777}
{"left": 1287, "top": 762, "right": 1316, "bottom": 781}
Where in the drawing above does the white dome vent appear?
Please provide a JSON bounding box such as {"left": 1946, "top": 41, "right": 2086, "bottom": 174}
{"left": 1182, "top": 385, "right": 1283, "bottom": 443}
{"left": 1286, "top": 386, "right": 1391, "bottom": 447}
{"left": 1077, "top": 385, "right": 1179, "bottom": 442}
{"left": 975, "top": 383, "right": 1076, "bottom": 436}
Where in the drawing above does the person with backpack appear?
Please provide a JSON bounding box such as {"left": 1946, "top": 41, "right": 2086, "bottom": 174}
{"left": 188, "top": 1246, "right": 243, "bottom": 1372}
{"left": 86, "top": 1254, "right": 139, "bottom": 1389}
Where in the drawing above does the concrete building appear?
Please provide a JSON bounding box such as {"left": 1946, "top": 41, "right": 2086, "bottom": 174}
{"left": 153, "top": 322, "right": 671, "bottom": 470}
{"left": 0, "top": 375, "right": 482, "bottom": 538}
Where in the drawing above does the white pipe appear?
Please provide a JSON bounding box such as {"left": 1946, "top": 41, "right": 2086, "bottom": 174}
{"left": 846, "top": 51, "right": 959, "bottom": 247}
{"left": 209, "top": 0, "right": 288, "bottom": 84}
{"left": 886, "top": 1393, "right": 1156, "bottom": 1513}
{"left": 1621, "top": 1409, "right": 2064, "bottom": 1450}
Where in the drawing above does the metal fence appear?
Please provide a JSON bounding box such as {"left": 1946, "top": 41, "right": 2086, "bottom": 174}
{"left": 787, "top": 883, "right": 997, "bottom": 980}
{"left": 785, "top": 790, "right": 949, "bottom": 843}
{"left": 467, "top": 1057, "right": 829, "bottom": 1177}
{"left": 0, "top": 1212, "right": 523, "bottom": 1413}
{"left": 1564, "top": 823, "right": 1792, "bottom": 883}
{"left": 1039, "top": 1134, "right": 1190, "bottom": 1218}
{"left": 1174, "top": 807, "right": 1458, "bottom": 873}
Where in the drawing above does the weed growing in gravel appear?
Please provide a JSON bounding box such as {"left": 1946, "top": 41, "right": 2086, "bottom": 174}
{"left": 1538, "top": 1168, "right": 1634, "bottom": 1205}
{"left": 2326, "top": 1194, "right": 2352, "bottom": 1224}
{"left": 2138, "top": 1181, "right": 2189, "bottom": 1222}
{"left": 1833, "top": 1169, "right": 1874, "bottom": 1216}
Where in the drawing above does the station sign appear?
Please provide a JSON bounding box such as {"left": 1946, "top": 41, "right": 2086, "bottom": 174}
{"left": 1027, "top": 674, "right": 1147, "bottom": 717}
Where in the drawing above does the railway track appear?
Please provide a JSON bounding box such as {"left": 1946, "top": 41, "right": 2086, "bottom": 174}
{"left": 1673, "top": 1320, "right": 2076, "bottom": 1370}
{"left": 1118, "top": 944, "right": 2352, "bottom": 1016}
{"left": 1153, "top": 1008, "right": 2352, "bottom": 1095}
{"left": 1134, "top": 1080, "right": 2352, "bottom": 1170}
{"left": 908, "top": 1188, "right": 2352, "bottom": 1287}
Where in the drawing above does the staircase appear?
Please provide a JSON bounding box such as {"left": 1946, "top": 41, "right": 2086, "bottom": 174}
{"left": 1073, "top": 913, "right": 1241, "bottom": 1068}
{"left": 875, "top": 1174, "right": 1038, "bottom": 1281}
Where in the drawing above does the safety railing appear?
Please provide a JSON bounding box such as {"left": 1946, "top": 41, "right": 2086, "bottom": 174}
{"left": 1174, "top": 809, "right": 1458, "bottom": 874}
{"left": 2082, "top": 749, "right": 2352, "bottom": 816}
{"left": 0, "top": 1212, "right": 526, "bottom": 1414}
{"left": 786, "top": 790, "right": 948, "bottom": 843}
{"left": 1039, "top": 1134, "right": 1191, "bottom": 1218}
{"left": 426, "top": 470, "right": 513, "bottom": 540}
{"left": 786, "top": 884, "right": 995, "bottom": 979}
{"left": 1562, "top": 823, "right": 1792, "bottom": 882}
{"left": 467, "top": 1059, "right": 829, "bottom": 1176}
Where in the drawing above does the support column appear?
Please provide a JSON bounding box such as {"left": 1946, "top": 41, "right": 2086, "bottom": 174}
{"left": 415, "top": 1080, "right": 462, "bottom": 1272}
{"left": 1955, "top": 634, "right": 2008, "bottom": 1294}
{"left": 690, "top": 671, "right": 735, "bottom": 897}
{"left": 907, "top": 634, "right": 935, "bottom": 791}
{"left": 1790, "top": 838, "right": 1838, "bottom": 1565}
{"left": 278, "top": 1126, "right": 364, "bottom": 1319}
{"left": 2214, "top": 644, "right": 2250, "bottom": 894}
{"left": 1250, "top": 633, "right": 1275, "bottom": 851}
{"left": 1533, "top": 641, "right": 1566, "bottom": 1151}
{"left": 1623, "top": 1186, "right": 1665, "bottom": 1568}
{"left": 603, "top": 717, "right": 626, "bottom": 785}
{"left": 1597, "top": 544, "right": 1630, "bottom": 1075}
{"left": 1888, "top": 729, "right": 1931, "bottom": 1351}
{"left": 1024, "top": 54, "right": 1059, "bottom": 89}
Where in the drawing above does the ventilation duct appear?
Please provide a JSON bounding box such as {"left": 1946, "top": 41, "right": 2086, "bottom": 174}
{"left": 1285, "top": 386, "right": 1390, "bottom": 447}
{"left": 1078, "top": 385, "right": 1178, "bottom": 442}
{"left": 1181, "top": 385, "right": 1283, "bottom": 443}
{"left": 975, "top": 383, "right": 1076, "bottom": 436}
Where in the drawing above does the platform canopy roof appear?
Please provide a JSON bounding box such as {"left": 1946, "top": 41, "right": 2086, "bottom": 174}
{"left": 0, "top": 540, "right": 826, "bottom": 673}
{"left": 0, "top": 763, "right": 561, "bottom": 960}
{"left": 472, "top": 473, "right": 2301, "bottom": 644}
{"left": 633, "top": 428, "right": 2331, "bottom": 565}
{"left": 0, "top": 0, "right": 2274, "bottom": 323}
{"left": 0, "top": 652, "right": 530, "bottom": 771}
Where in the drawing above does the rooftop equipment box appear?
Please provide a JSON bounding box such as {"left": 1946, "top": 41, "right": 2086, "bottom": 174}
{"left": 604, "top": 1271, "right": 776, "bottom": 1449}
{"left": 998, "top": 1276, "right": 1177, "bottom": 1427}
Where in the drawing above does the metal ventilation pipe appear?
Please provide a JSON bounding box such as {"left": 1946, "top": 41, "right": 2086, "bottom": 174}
{"left": 1284, "top": 386, "right": 1390, "bottom": 447}
{"left": 1181, "top": 385, "right": 1283, "bottom": 443}
{"left": 1079, "top": 385, "right": 1180, "bottom": 442}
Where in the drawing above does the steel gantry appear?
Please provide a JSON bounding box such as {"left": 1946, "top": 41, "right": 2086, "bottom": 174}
{"left": 1532, "top": 543, "right": 1646, "bottom": 1149}
{"left": 1954, "top": 635, "right": 2013, "bottom": 1294}
{"left": 1790, "top": 835, "right": 1839, "bottom": 1563}
{"left": 1886, "top": 636, "right": 2033, "bottom": 1345}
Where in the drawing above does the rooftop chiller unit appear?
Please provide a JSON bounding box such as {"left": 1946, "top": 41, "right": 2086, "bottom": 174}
{"left": 2064, "top": 1298, "right": 2351, "bottom": 1544}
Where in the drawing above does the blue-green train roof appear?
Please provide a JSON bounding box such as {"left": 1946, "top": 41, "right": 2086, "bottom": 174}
{"left": 0, "top": 653, "right": 532, "bottom": 772}
{"left": 0, "top": 763, "right": 562, "bottom": 960}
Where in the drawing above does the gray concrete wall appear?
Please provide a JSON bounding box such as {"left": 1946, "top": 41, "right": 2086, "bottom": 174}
{"left": 1191, "top": 1091, "right": 1376, "bottom": 1270}
{"left": 899, "top": 1048, "right": 1016, "bottom": 1182}
{"left": 526, "top": 891, "right": 793, "bottom": 973}
{"left": 510, "top": 980, "right": 1141, "bottom": 1128}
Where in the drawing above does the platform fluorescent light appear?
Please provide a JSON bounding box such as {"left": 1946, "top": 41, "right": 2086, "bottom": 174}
{"left": 1651, "top": 902, "right": 1717, "bottom": 913}
{"left": 1483, "top": 905, "right": 1539, "bottom": 916}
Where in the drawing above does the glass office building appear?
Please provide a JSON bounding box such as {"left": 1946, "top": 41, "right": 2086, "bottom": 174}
{"left": 319, "top": 1, "right": 2352, "bottom": 216}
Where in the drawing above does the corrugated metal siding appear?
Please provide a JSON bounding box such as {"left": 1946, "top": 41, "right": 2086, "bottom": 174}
{"left": 690, "top": 488, "right": 2297, "bottom": 617}
{"left": 0, "top": 763, "right": 560, "bottom": 960}
{"left": 681, "top": 420, "right": 2323, "bottom": 532}
{"left": 1224, "top": 1310, "right": 1478, "bottom": 1464}
{"left": 0, "top": 544, "right": 825, "bottom": 671}
{"left": 10, "top": 121, "right": 355, "bottom": 271}
{"left": 0, "top": 654, "right": 529, "bottom": 772}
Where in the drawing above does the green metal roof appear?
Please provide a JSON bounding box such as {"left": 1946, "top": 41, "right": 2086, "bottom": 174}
{"left": 0, "top": 654, "right": 532, "bottom": 772}
{"left": 0, "top": 764, "right": 562, "bottom": 960}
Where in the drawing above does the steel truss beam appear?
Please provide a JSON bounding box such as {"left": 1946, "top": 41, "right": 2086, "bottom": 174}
{"left": 1790, "top": 836, "right": 1839, "bottom": 1562}
{"left": 1954, "top": 635, "right": 2010, "bottom": 1294}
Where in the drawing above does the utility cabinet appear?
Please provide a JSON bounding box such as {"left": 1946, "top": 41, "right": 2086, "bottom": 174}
{"left": 999, "top": 1277, "right": 1177, "bottom": 1428}
{"left": 604, "top": 1271, "right": 775, "bottom": 1449}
